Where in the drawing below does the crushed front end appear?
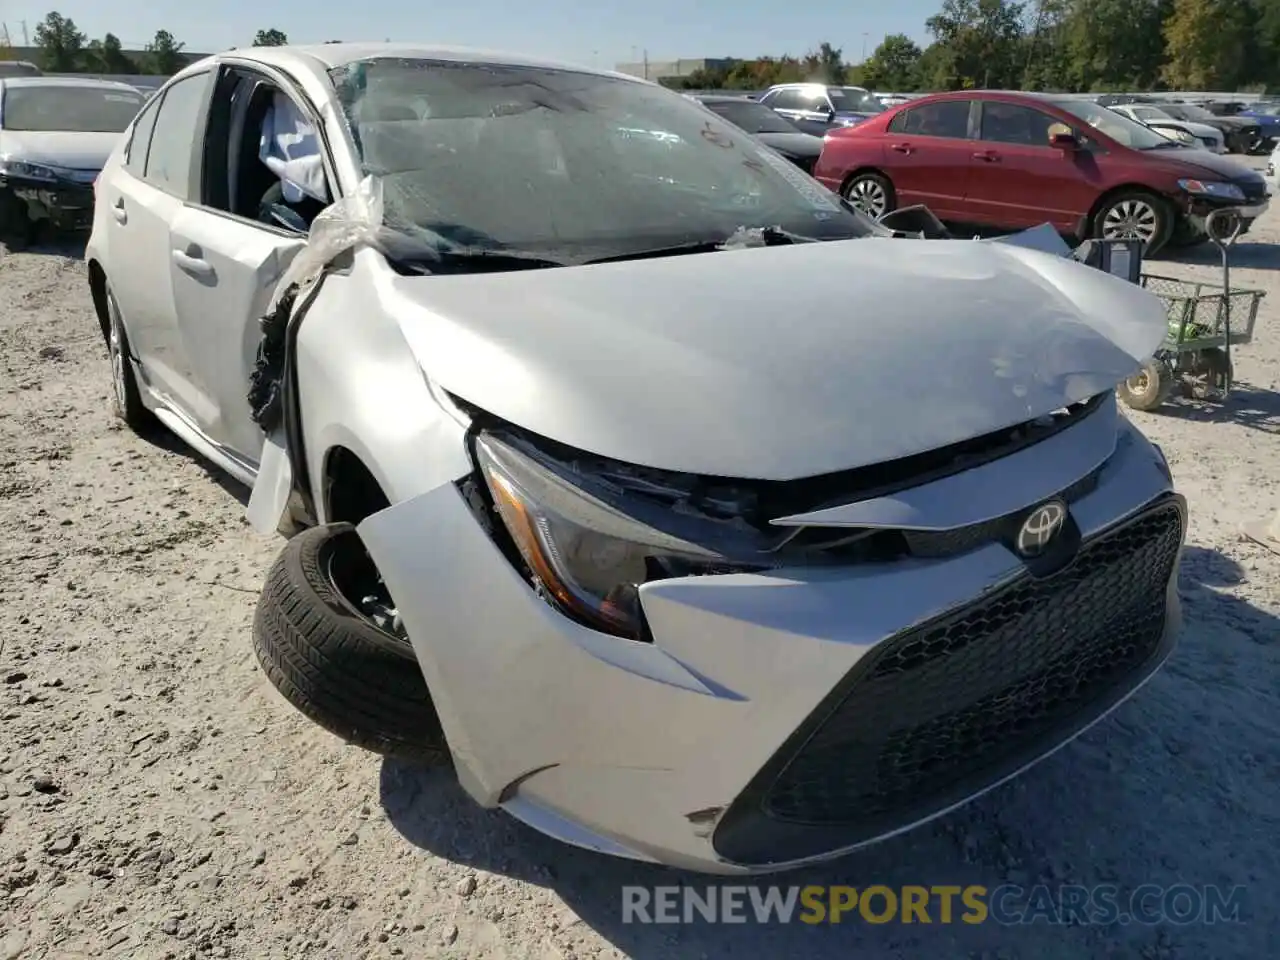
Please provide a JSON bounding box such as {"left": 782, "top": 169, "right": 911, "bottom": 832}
{"left": 0, "top": 162, "right": 99, "bottom": 231}
{"left": 357, "top": 388, "right": 1185, "bottom": 874}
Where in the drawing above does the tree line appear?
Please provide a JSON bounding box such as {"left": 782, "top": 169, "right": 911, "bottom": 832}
{"left": 10, "top": 12, "right": 291, "bottom": 75}
{"left": 14, "top": 0, "right": 1279, "bottom": 93}
{"left": 666, "top": 0, "right": 1280, "bottom": 94}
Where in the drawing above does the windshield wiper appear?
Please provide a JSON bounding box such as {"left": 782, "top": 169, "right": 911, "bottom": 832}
{"left": 583, "top": 225, "right": 819, "bottom": 265}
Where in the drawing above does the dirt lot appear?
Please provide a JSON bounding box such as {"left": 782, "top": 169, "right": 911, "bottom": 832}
{"left": 1, "top": 201, "right": 1278, "bottom": 960}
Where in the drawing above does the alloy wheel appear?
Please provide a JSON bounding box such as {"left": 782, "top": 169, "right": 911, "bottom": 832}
{"left": 847, "top": 178, "right": 888, "bottom": 217}
{"left": 107, "top": 300, "right": 129, "bottom": 414}
{"left": 1101, "top": 199, "right": 1159, "bottom": 244}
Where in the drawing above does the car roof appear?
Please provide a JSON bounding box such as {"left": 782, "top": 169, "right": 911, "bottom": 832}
{"left": 0, "top": 76, "right": 142, "bottom": 92}
{"left": 695, "top": 94, "right": 758, "bottom": 104}
{"left": 767, "top": 81, "right": 869, "bottom": 91}
{"left": 199, "top": 41, "right": 638, "bottom": 85}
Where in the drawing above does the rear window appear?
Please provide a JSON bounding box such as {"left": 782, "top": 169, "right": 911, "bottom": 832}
{"left": 1, "top": 85, "right": 145, "bottom": 133}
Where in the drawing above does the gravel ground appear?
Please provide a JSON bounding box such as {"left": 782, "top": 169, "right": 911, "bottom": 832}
{"left": 1, "top": 192, "right": 1278, "bottom": 959}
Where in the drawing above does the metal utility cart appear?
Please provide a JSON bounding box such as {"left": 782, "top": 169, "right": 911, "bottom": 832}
{"left": 1115, "top": 209, "right": 1267, "bottom": 412}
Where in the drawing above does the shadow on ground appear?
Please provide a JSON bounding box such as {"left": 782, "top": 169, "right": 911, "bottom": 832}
{"left": 0, "top": 234, "right": 87, "bottom": 260}
{"left": 1147, "top": 382, "right": 1280, "bottom": 434}
{"left": 375, "top": 547, "right": 1277, "bottom": 959}
{"left": 1161, "top": 239, "right": 1280, "bottom": 271}
{"left": 139, "top": 423, "right": 251, "bottom": 506}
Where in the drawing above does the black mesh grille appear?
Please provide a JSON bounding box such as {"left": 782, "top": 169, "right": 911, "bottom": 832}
{"left": 758, "top": 499, "right": 1183, "bottom": 831}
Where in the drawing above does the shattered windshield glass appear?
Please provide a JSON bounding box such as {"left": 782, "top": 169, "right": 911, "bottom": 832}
{"left": 328, "top": 57, "right": 882, "bottom": 263}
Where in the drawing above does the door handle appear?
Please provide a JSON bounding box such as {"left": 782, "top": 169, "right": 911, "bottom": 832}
{"left": 171, "top": 249, "right": 214, "bottom": 279}
{"left": 111, "top": 199, "right": 127, "bottom": 224}
{"left": 890, "top": 143, "right": 913, "bottom": 154}
{"left": 972, "top": 151, "right": 1000, "bottom": 162}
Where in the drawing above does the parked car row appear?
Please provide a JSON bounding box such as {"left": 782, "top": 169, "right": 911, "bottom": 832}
{"left": 696, "top": 86, "right": 1268, "bottom": 257}
{"left": 1096, "top": 94, "right": 1267, "bottom": 153}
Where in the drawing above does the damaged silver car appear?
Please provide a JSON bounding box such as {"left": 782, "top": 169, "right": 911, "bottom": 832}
{"left": 0, "top": 77, "right": 145, "bottom": 245}
{"left": 86, "top": 43, "right": 1186, "bottom": 874}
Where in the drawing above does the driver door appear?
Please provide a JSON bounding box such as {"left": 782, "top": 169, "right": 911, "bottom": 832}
{"left": 965, "top": 101, "right": 1100, "bottom": 232}
{"left": 165, "top": 66, "right": 322, "bottom": 464}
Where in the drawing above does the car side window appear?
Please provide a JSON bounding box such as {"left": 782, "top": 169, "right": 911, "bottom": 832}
{"left": 979, "top": 103, "right": 1058, "bottom": 146}
{"left": 889, "top": 101, "right": 971, "bottom": 138}
{"left": 196, "top": 68, "right": 333, "bottom": 233}
{"left": 800, "top": 91, "right": 831, "bottom": 112}
{"left": 123, "top": 93, "right": 163, "bottom": 177}
{"left": 770, "top": 90, "right": 803, "bottom": 111}
{"left": 143, "top": 71, "right": 213, "bottom": 199}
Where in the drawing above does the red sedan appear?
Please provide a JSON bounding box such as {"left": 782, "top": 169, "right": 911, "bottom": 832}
{"left": 814, "top": 91, "right": 1270, "bottom": 254}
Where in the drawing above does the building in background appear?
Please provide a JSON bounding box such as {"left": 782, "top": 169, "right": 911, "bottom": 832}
{"left": 613, "top": 57, "right": 740, "bottom": 83}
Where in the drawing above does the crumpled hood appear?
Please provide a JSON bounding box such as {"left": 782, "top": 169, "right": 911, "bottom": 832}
{"left": 384, "top": 237, "right": 1169, "bottom": 480}
{"left": 0, "top": 130, "right": 119, "bottom": 172}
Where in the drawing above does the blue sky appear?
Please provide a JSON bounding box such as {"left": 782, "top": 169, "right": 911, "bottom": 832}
{"left": 3, "top": 0, "right": 940, "bottom": 67}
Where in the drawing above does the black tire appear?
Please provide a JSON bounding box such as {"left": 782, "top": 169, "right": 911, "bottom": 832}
{"left": 1092, "top": 190, "right": 1173, "bottom": 257}
{"left": 1117, "top": 360, "right": 1173, "bottom": 412}
{"left": 253, "top": 522, "right": 449, "bottom": 764}
{"left": 104, "top": 286, "right": 155, "bottom": 430}
{"left": 1167, "top": 220, "right": 1211, "bottom": 250}
{"left": 842, "top": 171, "right": 896, "bottom": 219}
{"left": 0, "top": 187, "right": 36, "bottom": 250}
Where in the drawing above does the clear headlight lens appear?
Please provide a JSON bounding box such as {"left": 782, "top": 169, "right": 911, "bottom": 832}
{"left": 1178, "top": 178, "right": 1246, "bottom": 201}
{"left": 474, "top": 433, "right": 758, "bottom": 639}
{"left": 0, "top": 158, "right": 61, "bottom": 181}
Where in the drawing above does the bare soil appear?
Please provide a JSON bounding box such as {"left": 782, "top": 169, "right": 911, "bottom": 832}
{"left": 1, "top": 197, "right": 1277, "bottom": 959}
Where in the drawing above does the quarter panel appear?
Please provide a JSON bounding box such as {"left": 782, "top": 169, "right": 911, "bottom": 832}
{"left": 294, "top": 251, "right": 472, "bottom": 517}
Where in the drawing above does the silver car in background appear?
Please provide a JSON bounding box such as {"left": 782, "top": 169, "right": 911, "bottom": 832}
{"left": 86, "top": 43, "right": 1185, "bottom": 874}
{"left": 0, "top": 76, "right": 145, "bottom": 242}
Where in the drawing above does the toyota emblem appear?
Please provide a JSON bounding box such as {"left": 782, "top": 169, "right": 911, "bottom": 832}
{"left": 1016, "top": 500, "right": 1067, "bottom": 557}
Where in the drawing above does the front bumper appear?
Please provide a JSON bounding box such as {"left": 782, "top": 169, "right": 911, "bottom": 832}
{"left": 358, "top": 410, "right": 1183, "bottom": 874}
{"left": 1182, "top": 195, "right": 1270, "bottom": 236}
{"left": 2, "top": 173, "right": 96, "bottom": 230}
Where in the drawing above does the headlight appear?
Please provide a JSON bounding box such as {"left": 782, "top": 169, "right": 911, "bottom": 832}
{"left": 0, "top": 158, "right": 61, "bottom": 181}
{"left": 1178, "top": 178, "right": 1246, "bottom": 201}
{"left": 474, "top": 433, "right": 762, "bottom": 639}
{"left": 1165, "top": 128, "right": 1196, "bottom": 144}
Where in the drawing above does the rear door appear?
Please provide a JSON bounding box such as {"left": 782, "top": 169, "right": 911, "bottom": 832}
{"left": 166, "top": 65, "right": 320, "bottom": 463}
{"left": 966, "top": 100, "right": 1101, "bottom": 232}
{"left": 97, "top": 70, "right": 215, "bottom": 419}
{"left": 879, "top": 99, "right": 976, "bottom": 219}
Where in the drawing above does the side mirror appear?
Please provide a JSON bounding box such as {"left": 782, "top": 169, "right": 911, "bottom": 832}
{"left": 817, "top": 105, "right": 835, "bottom": 120}
{"left": 1049, "top": 132, "right": 1079, "bottom": 150}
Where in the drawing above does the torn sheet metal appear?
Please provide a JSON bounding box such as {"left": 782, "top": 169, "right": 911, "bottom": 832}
{"left": 983, "top": 223, "right": 1073, "bottom": 258}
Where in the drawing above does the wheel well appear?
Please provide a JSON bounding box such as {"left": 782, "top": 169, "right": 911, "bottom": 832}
{"left": 324, "top": 447, "right": 390, "bottom": 526}
{"left": 87, "top": 260, "right": 110, "bottom": 344}
{"left": 839, "top": 167, "right": 892, "bottom": 197}
{"left": 1086, "top": 184, "right": 1173, "bottom": 233}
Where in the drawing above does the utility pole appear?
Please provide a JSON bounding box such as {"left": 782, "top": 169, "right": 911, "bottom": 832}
{"left": 21, "top": 19, "right": 30, "bottom": 46}
{"left": 861, "top": 32, "right": 869, "bottom": 63}
{"left": 643, "top": 48, "right": 649, "bottom": 81}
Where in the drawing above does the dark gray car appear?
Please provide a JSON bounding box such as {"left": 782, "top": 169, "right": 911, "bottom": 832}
{"left": 691, "top": 95, "right": 825, "bottom": 172}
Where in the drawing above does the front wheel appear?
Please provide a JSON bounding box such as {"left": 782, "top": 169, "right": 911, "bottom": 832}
{"left": 1093, "top": 191, "right": 1172, "bottom": 257}
{"left": 842, "top": 172, "right": 896, "bottom": 219}
{"left": 253, "top": 522, "right": 450, "bottom": 764}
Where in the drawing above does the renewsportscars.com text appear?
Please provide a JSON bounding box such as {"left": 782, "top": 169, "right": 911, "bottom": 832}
{"left": 621, "top": 884, "right": 1246, "bottom": 926}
